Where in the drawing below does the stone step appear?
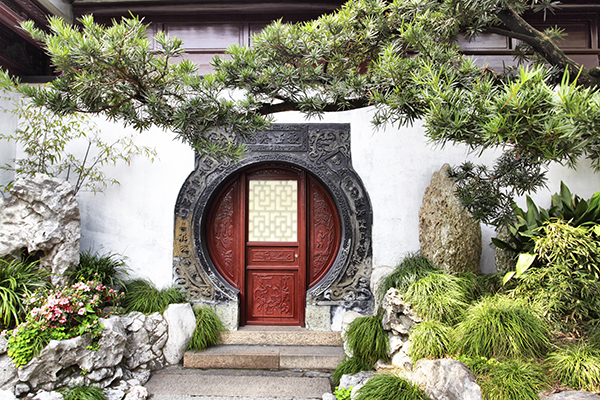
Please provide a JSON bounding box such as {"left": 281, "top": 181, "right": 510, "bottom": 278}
{"left": 145, "top": 366, "right": 332, "bottom": 400}
{"left": 220, "top": 326, "right": 343, "bottom": 347}
{"left": 183, "top": 345, "right": 344, "bottom": 370}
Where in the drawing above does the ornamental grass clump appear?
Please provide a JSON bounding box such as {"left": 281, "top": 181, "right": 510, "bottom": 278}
{"left": 122, "top": 279, "right": 187, "bottom": 314}
{"left": 453, "top": 296, "right": 550, "bottom": 360}
{"left": 7, "top": 280, "right": 122, "bottom": 367}
{"left": 545, "top": 342, "right": 600, "bottom": 392}
{"left": 404, "top": 272, "right": 471, "bottom": 325}
{"left": 354, "top": 373, "right": 430, "bottom": 400}
{"left": 188, "top": 306, "right": 224, "bottom": 351}
{"left": 379, "top": 253, "right": 440, "bottom": 298}
{"left": 344, "top": 314, "right": 389, "bottom": 365}
{"left": 0, "top": 257, "right": 48, "bottom": 330}
{"left": 477, "top": 359, "right": 549, "bottom": 400}
{"left": 331, "top": 357, "right": 373, "bottom": 386}
{"left": 61, "top": 386, "right": 107, "bottom": 400}
{"left": 409, "top": 320, "right": 452, "bottom": 362}
{"left": 66, "top": 250, "right": 130, "bottom": 290}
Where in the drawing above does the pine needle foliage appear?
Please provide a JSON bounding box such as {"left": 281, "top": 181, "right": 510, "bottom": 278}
{"left": 188, "top": 306, "right": 224, "bottom": 351}
{"left": 122, "top": 279, "right": 188, "bottom": 314}
{"left": 0, "top": 257, "right": 48, "bottom": 329}
{"left": 404, "top": 272, "right": 471, "bottom": 325}
{"left": 331, "top": 357, "right": 373, "bottom": 387}
{"left": 409, "top": 320, "right": 452, "bottom": 362}
{"left": 453, "top": 296, "right": 550, "bottom": 360}
{"left": 61, "top": 386, "right": 106, "bottom": 400}
{"left": 545, "top": 342, "right": 600, "bottom": 392}
{"left": 477, "top": 359, "right": 549, "bottom": 400}
{"left": 354, "top": 373, "right": 430, "bottom": 400}
{"left": 65, "top": 250, "right": 130, "bottom": 290}
{"left": 344, "top": 315, "right": 389, "bottom": 366}
{"left": 379, "top": 253, "right": 440, "bottom": 297}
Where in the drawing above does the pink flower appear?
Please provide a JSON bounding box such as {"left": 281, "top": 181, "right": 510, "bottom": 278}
{"left": 78, "top": 308, "right": 86, "bottom": 315}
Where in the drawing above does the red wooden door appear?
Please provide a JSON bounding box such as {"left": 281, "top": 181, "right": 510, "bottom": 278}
{"left": 206, "top": 165, "right": 340, "bottom": 327}
{"left": 245, "top": 167, "right": 305, "bottom": 325}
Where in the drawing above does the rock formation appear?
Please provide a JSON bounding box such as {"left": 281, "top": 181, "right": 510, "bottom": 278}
{"left": 419, "top": 164, "right": 481, "bottom": 273}
{"left": 0, "top": 175, "right": 80, "bottom": 284}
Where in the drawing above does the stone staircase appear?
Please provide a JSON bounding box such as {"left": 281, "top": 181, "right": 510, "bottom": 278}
{"left": 183, "top": 326, "right": 345, "bottom": 371}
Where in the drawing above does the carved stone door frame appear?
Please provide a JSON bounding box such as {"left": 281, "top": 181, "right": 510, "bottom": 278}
{"left": 173, "top": 124, "right": 373, "bottom": 330}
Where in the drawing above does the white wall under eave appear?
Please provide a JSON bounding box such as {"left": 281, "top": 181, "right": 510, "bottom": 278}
{"left": 75, "top": 120, "right": 194, "bottom": 287}
{"left": 274, "top": 108, "right": 600, "bottom": 275}
{"left": 0, "top": 95, "right": 17, "bottom": 191}
{"left": 3, "top": 104, "right": 600, "bottom": 286}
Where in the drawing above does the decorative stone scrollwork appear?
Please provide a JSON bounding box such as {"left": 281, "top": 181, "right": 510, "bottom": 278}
{"left": 173, "top": 123, "right": 373, "bottom": 314}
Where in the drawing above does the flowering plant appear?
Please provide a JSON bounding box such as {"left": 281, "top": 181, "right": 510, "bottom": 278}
{"left": 6, "top": 280, "right": 123, "bottom": 367}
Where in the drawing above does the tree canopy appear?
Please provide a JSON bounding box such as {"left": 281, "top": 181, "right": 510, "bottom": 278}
{"left": 2, "top": 0, "right": 600, "bottom": 223}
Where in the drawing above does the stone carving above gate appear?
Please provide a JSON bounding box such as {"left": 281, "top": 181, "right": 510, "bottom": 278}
{"left": 173, "top": 123, "right": 374, "bottom": 313}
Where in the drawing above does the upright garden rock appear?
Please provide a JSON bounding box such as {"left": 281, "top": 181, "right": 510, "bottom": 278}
{"left": 412, "top": 358, "right": 482, "bottom": 400}
{"left": 162, "top": 303, "right": 196, "bottom": 365}
{"left": 419, "top": 164, "right": 481, "bottom": 273}
{"left": 0, "top": 175, "right": 80, "bottom": 284}
{"left": 381, "top": 288, "right": 421, "bottom": 335}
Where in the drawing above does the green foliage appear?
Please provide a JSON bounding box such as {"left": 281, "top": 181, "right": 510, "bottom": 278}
{"left": 8, "top": 0, "right": 600, "bottom": 172}
{"left": 509, "top": 262, "right": 600, "bottom": 332}
{"left": 331, "top": 357, "right": 373, "bottom": 387}
{"left": 354, "top": 373, "right": 430, "bottom": 400}
{"left": 0, "top": 257, "right": 48, "bottom": 330}
{"left": 546, "top": 342, "right": 600, "bottom": 392}
{"left": 61, "top": 386, "right": 107, "bottom": 400}
{"left": 0, "top": 100, "right": 156, "bottom": 194}
{"left": 404, "top": 272, "right": 471, "bottom": 325}
{"left": 409, "top": 320, "right": 452, "bottom": 362}
{"left": 494, "top": 183, "right": 600, "bottom": 256}
{"left": 122, "top": 279, "right": 188, "bottom": 314}
{"left": 7, "top": 280, "right": 120, "bottom": 366}
{"left": 379, "top": 253, "right": 440, "bottom": 298}
{"left": 476, "top": 359, "right": 549, "bottom": 400}
{"left": 333, "top": 386, "right": 352, "bottom": 400}
{"left": 534, "top": 220, "right": 600, "bottom": 279}
{"left": 344, "top": 315, "right": 389, "bottom": 366}
{"left": 453, "top": 296, "right": 550, "bottom": 360}
{"left": 188, "top": 306, "right": 224, "bottom": 351}
{"left": 449, "top": 152, "right": 548, "bottom": 227}
{"left": 66, "top": 250, "right": 130, "bottom": 290}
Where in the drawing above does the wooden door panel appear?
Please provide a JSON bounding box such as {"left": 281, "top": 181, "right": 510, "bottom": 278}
{"left": 246, "top": 271, "right": 299, "bottom": 323}
{"left": 247, "top": 246, "right": 298, "bottom": 266}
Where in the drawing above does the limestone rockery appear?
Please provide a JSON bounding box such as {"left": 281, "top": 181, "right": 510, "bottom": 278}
{"left": 0, "top": 304, "right": 196, "bottom": 400}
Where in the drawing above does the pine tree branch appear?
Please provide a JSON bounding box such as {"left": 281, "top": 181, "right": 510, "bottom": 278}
{"left": 494, "top": 5, "right": 600, "bottom": 89}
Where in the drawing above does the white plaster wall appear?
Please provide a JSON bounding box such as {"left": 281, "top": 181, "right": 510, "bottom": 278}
{"left": 2, "top": 102, "right": 600, "bottom": 285}
{"left": 73, "top": 119, "right": 194, "bottom": 287}
{"left": 0, "top": 95, "right": 17, "bottom": 190}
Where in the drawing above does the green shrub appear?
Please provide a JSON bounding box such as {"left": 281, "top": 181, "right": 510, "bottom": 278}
{"left": 0, "top": 258, "right": 48, "bottom": 329}
{"left": 477, "top": 359, "right": 549, "bottom": 400}
{"left": 404, "top": 272, "right": 471, "bottom": 324}
{"left": 493, "top": 183, "right": 600, "bottom": 257}
{"left": 122, "top": 279, "right": 188, "bottom": 314}
{"left": 453, "top": 296, "right": 550, "bottom": 360}
{"left": 61, "top": 386, "right": 107, "bottom": 400}
{"left": 409, "top": 320, "right": 452, "bottom": 362}
{"left": 534, "top": 220, "right": 600, "bottom": 279}
{"left": 66, "top": 250, "right": 130, "bottom": 290}
{"left": 354, "top": 374, "right": 430, "bottom": 400}
{"left": 7, "top": 280, "right": 121, "bottom": 366}
{"left": 509, "top": 262, "right": 600, "bottom": 332}
{"left": 333, "top": 386, "right": 353, "bottom": 400}
{"left": 331, "top": 357, "right": 373, "bottom": 387}
{"left": 344, "top": 315, "right": 389, "bottom": 365}
{"left": 545, "top": 342, "right": 600, "bottom": 392}
{"left": 379, "top": 253, "right": 440, "bottom": 298}
{"left": 188, "top": 306, "right": 224, "bottom": 351}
